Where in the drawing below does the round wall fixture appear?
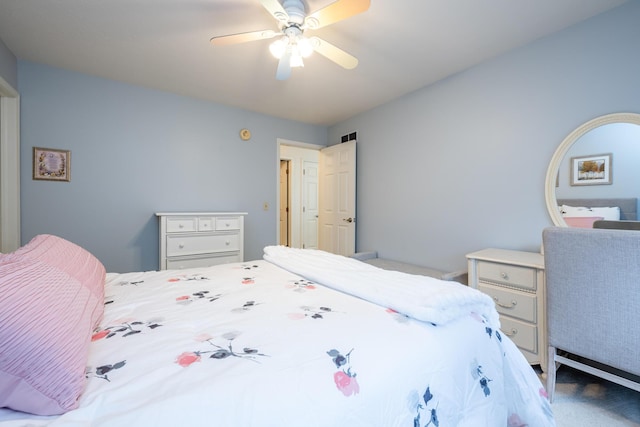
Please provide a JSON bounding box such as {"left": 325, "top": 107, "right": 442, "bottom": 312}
{"left": 239, "top": 128, "right": 252, "bottom": 141}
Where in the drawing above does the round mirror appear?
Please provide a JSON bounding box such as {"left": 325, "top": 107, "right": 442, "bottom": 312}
{"left": 545, "top": 112, "right": 640, "bottom": 226}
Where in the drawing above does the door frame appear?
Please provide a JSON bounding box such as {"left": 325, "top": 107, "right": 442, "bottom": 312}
{"left": 276, "top": 138, "right": 322, "bottom": 248}
{"left": 279, "top": 159, "right": 290, "bottom": 246}
{"left": 0, "top": 75, "right": 20, "bottom": 252}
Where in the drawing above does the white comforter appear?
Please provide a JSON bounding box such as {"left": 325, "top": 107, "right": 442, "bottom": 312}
{"left": 264, "top": 245, "right": 500, "bottom": 327}
{"left": 0, "top": 253, "right": 554, "bottom": 427}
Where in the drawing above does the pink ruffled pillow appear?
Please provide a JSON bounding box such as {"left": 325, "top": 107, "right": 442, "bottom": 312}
{"left": 10, "top": 234, "right": 106, "bottom": 328}
{"left": 0, "top": 235, "right": 106, "bottom": 415}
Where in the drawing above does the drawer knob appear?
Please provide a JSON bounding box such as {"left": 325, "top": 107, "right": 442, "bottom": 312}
{"left": 225, "top": 222, "right": 230, "bottom": 227}
{"left": 493, "top": 297, "right": 517, "bottom": 309}
{"left": 500, "top": 271, "right": 509, "bottom": 280}
{"left": 225, "top": 240, "right": 230, "bottom": 245}
{"left": 179, "top": 243, "right": 185, "bottom": 249}
{"left": 179, "top": 224, "right": 184, "bottom": 228}
{"left": 504, "top": 328, "right": 518, "bottom": 337}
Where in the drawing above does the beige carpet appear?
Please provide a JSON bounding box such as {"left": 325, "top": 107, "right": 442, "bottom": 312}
{"left": 537, "top": 366, "right": 640, "bottom": 426}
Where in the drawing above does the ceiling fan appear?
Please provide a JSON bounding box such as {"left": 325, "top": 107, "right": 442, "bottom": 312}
{"left": 210, "top": 0, "right": 370, "bottom": 80}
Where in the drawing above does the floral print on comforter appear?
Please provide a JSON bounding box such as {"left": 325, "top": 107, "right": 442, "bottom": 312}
{"left": 5, "top": 260, "right": 554, "bottom": 427}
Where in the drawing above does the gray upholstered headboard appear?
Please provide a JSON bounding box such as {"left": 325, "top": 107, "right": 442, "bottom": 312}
{"left": 556, "top": 198, "right": 638, "bottom": 221}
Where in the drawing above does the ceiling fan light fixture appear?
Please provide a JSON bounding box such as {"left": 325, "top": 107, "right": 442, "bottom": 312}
{"left": 270, "top": 32, "right": 312, "bottom": 68}
{"left": 269, "top": 37, "right": 288, "bottom": 58}
{"left": 297, "top": 36, "right": 313, "bottom": 58}
{"left": 290, "top": 52, "right": 304, "bottom": 68}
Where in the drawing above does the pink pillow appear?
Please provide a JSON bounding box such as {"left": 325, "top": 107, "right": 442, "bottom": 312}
{"left": 0, "top": 255, "right": 96, "bottom": 415}
{"left": 0, "top": 235, "right": 105, "bottom": 415}
{"left": 563, "top": 216, "right": 605, "bottom": 228}
{"left": 12, "top": 234, "right": 106, "bottom": 327}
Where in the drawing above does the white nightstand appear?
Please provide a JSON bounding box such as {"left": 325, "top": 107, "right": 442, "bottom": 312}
{"left": 466, "top": 248, "right": 547, "bottom": 373}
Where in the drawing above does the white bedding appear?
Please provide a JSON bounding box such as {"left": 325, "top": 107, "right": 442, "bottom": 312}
{"left": 264, "top": 245, "right": 500, "bottom": 327}
{"left": 0, "top": 252, "right": 554, "bottom": 426}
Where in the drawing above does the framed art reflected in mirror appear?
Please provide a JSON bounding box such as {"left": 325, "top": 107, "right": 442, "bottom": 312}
{"left": 570, "top": 153, "right": 612, "bottom": 186}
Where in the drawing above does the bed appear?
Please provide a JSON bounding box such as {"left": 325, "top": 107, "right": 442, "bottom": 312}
{"left": 556, "top": 197, "right": 638, "bottom": 228}
{"left": 0, "top": 235, "right": 555, "bottom": 426}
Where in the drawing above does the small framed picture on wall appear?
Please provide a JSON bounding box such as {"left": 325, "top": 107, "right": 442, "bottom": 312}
{"left": 33, "top": 147, "right": 71, "bottom": 182}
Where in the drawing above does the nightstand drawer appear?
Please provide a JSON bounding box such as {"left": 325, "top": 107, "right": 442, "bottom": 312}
{"left": 478, "top": 282, "right": 536, "bottom": 323}
{"left": 477, "top": 261, "right": 536, "bottom": 290}
{"left": 166, "top": 217, "right": 197, "bottom": 233}
{"left": 215, "top": 217, "right": 241, "bottom": 231}
{"left": 500, "top": 316, "right": 537, "bottom": 354}
{"left": 166, "top": 234, "right": 240, "bottom": 257}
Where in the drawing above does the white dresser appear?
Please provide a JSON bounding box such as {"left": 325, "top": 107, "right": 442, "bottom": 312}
{"left": 466, "top": 248, "right": 547, "bottom": 372}
{"left": 156, "top": 212, "right": 247, "bottom": 270}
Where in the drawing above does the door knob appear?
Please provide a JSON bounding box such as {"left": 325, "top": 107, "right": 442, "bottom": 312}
{"left": 343, "top": 217, "right": 354, "bottom": 223}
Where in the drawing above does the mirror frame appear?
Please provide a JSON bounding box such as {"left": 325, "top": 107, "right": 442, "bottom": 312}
{"left": 545, "top": 112, "right": 640, "bottom": 226}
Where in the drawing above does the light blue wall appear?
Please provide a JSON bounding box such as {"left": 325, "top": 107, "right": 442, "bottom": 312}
{"left": 329, "top": 1, "right": 640, "bottom": 272}
{"left": 0, "top": 37, "right": 17, "bottom": 88}
{"left": 18, "top": 62, "right": 327, "bottom": 272}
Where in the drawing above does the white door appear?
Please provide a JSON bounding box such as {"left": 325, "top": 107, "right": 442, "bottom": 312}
{"left": 319, "top": 141, "right": 356, "bottom": 256}
{"left": 302, "top": 160, "right": 319, "bottom": 249}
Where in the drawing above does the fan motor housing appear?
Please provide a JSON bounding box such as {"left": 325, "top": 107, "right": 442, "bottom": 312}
{"left": 282, "top": 0, "right": 305, "bottom": 24}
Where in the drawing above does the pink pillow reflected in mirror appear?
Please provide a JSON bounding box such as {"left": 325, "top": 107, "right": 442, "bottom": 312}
{"left": 563, "top": 216, "right": 604, "bottom": 228}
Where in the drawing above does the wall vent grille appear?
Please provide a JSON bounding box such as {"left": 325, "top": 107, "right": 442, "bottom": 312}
{"left": 340, "top": 132, "right": 357, "bottom": 143}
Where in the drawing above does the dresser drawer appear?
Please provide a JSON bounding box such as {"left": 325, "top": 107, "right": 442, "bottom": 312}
{"left": 478, "top": 283, "right": 536, "bottom": 322}
{"left": 500, "top": 316, "right": 537, "bottom": 354}
{"left": 215, "top": 217, "right": 241, "bottom": 231}
{"left": 477, "top": 261, "right": 536, "bottom": 291}
{"left": 198, "top": 218, "right": 214, "bottom": 231}
{"left": 166, "top": 234, "right": 240, "bottom": 257}
{"left": 166, "top": 253, "right": 241, "bottom": 270}
{"left": 166, "top": 217, "right": 197, "bottom": 233}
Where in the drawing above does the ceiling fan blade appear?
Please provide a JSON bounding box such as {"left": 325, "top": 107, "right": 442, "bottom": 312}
{"left": 276, "top": 51, "right": 292, "bottom": 80}
{"left": 310, "top": 37, "right": 358, "bottom": 69}
{"left": 304, "top": 0, "right": 370, "bottom": 29}
{"left": 261, "top": 0, "right": 289, "bottom": 23}
{"left": 210, "top": 30, "right": 277, "bottom": 46}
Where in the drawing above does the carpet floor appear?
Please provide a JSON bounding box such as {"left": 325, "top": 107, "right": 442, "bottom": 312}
{"left": 537, "top": 365, "right": 640, "bottom": 426}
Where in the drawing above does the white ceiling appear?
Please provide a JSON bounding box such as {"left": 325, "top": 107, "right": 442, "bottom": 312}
{"left": 0, "top": 0, "right": 628, "bottom": 126}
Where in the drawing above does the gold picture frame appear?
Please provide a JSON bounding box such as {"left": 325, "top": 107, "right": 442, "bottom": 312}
{"left": 33, "top": 147, "right": 71, "bottom": 182}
